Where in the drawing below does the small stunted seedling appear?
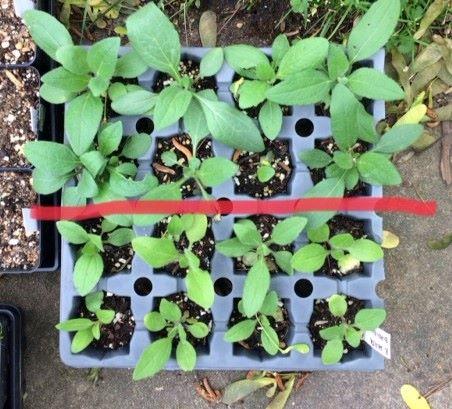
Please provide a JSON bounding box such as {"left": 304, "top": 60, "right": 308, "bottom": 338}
{"left": 225, "top": 34, "right": 292, "bottom": 139}
{"left": 111, "top": 3, "right": 265, "bottom": 152}
{"left": 224, "top": 291, "right": 309, "bottom": 356}
{"left": 299, "top": 124, "right": 423, "bottom": 187}
{"left": 291, "top": 223, "right": 383, "bottom": 275}
{"left": 318, "top": 294, "right": 386, "bottom": 365}
{"left": 24, "top": 121, "right": 153, "bottom": 201}
{"left": 133, "top": 297, "right": 212, "bottom": 380}
{"left": 132, "top": 214, "right": 214, "bottom": 309}
{"left": 57, "top": 219, "right": 135, "bottom": 295}
{"left": 217, "top": 216, "right": 306, "bottom": 317}
{"left": 56, "top": 292, "right": 115, "bottom": 353}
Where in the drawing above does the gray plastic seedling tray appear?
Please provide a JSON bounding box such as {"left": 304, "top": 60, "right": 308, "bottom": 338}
{"left": 60, "top": 47, "right": 386, "bottom": 371}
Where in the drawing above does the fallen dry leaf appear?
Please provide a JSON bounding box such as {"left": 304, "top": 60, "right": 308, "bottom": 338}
{"left": 199, "top": 11, "right": 217, "bottom": 47}
{"left": 400, "top": 384, "right": 431, "bottom": 409}
{"left": 382, "top": 230, "right": 400, "bottom": 249}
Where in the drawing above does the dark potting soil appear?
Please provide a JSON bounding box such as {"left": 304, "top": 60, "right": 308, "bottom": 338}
{"left": 229, "top": 298, "right": 290, "bottom": 354}
{"left": 309, "top": 295, "right": 366, "bottom": 354}
{"left": 309, "top": 138, "right": 369, "bottom": 197}
{"left": 152, "top": 134, "right": 213, "bottom": 198}
{"left": 233, "top": 138, "right": 292, "bottom": 198}
{"left": 0, "top": 171, "right": 39, "bottom": 271}
{"left": 314, "top": 215, "right": 367, "bottom": 278}
{"left": 78, "top": 218, "right": 134, "bottom": 275}
{"left": 152, "top": 216, "right": 215, "bottom": 278}
{"left": 231, "top": 74, "right": 292, "bottom": 119}
{"left": 0, "top": 0, "right": 36, "bottom": 65}
{"left": 0, "top": 67, "right": 39, "bottom": 167}
{"left": 234, "top": 215, "right": 293, "bottom": 272}
{"left": 152, "top": 58, "right": 217, "bottom": 93}
{"left": 154, "top": 292, "right": 213, "bottom": 349}
{"left": 79, "top": 293, "right": 135, "bottom": 350}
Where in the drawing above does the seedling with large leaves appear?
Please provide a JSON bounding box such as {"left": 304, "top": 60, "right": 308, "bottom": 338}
{"left": 111, "top": 3, "right": 265, "bottom": 152}
{"left": 57, "top": 219, "right": 135, "bottom": 296}
{"left": 56, "top": 291, "right": 115, "bottom": 353}
{"left": 299, "top": 123, "right": 423, "bottom": 187}
{"left": 132, "top": 214, "right": 215, "bottom": 309}
{"left": 319, "top": 294, "right": 386, "bottom": 365}
{"left": 24, "top": 121, "right": 153, "bottom": 203}
{"left": 217, "top": 216, "right": 307, "bottom": 317}
{"left": 133, "top": 298, "right": 211, "bottom": 380}
{"left": 291, "top": 223, "right": 383, "bottom": 274}
{"left": 224, "top": 291, "right": 309, "bottom": 356}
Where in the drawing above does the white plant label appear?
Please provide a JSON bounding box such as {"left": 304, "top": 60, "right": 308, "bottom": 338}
{"left": 364, "top": 328, "right": 391, "bottom": 359}
{"left": 22, "top": 208, "right": 38, "bottom": 234}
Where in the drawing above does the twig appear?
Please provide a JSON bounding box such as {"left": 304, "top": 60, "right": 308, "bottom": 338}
{"left": 152, "top": 163, "right": 176, "bottom": 175}
{"left": 424, "top": 377, "right": 452, "bottom": 398}
{"left": 295, "top": 372, "right": 311, "bottom": 390}
{"left": 218, "top": 3, "right": 242, "bottom": 34}
{"left": 195, "top": 377, "right": 222, "bottom": 403}
{"left": 440, "top": 121, "right": 452, "bottom": 185}
{"left": 4, "top": 70, "right": 23, "bottom": 90}
{"left": 232, "top": 149, "right": 242, "bottom": 162}
{"left": 172, "top": 138, "right": 192, "bottom": 160}
{"left": 274, "top": 373, "right": 286, "bottom": 391}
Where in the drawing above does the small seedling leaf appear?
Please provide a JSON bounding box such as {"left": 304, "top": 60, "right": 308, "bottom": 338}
{"left": 321, "top": 339, "right": 344, "bottom": 365}
{"left": 291, "top": 243, "right": 328, "bottom": 273}
{"left": 133, "top": 337, "right": 172, "bottom": 380}
{"left": 224, "top": 319, "right": 257, "bottom": 342}
{"left": 328, "top": 294, "right": 347, "bottom": 317}
{"left": 159, "top": 299, "right": 182, "bottom": 322}
{"left": 176, "top": 340, "right": 197, "bottom": 371}
{"left": 271, "top": 216, "right": 307, "bottom": 245}
{"left": 354, "top": 308, "right": 387, "bottom": 331}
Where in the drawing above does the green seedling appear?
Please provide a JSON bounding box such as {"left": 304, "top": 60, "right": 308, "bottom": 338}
{"left": 133, "top": 298, "right": 211, "bottom": 380}
{"left": 217, "top": 216, "right": 307, "bottom": 317}
{"left": 291, "top": 223, "right": 383, "bottom": 274}
{"left": 24, "top": 121, "right": 153, "bottom": 204}
{"left": 319, "top": 294, "right": 386, "bottom": 365}
{"left": 132, "top": 214, "right": 214, "bottom": 309}
{"left": 299, "top": 123, "right": 424, "bottom": 187}
{"left": 224, "top": 34, "right": 292, "bottom": 139}
{"left": 110, "top": 3, "right": 265, "bottom": 152}
{"left": 224, "top": 291, "right": 310, "bottom": 356}
{"left": 57, "top": 219, "right": 135, "bottom": 296}
{"left": 56, "top": 291, "right": 115, "bottom": 353}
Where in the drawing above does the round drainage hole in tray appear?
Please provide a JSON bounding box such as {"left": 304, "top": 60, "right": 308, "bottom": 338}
{"left": 294, "top": 279, "right": 313, "bottom": 298}
{"left": 295, "top": 118, "right": 314, "bottom": 137}
{"left": 214, "top": 277, "right": 233, "bottom": 296}
{"left": 136, "top": 117, "right": 154, "bottom": 134}
{"left": 216, "top": 197, "right": 233, "bottom": 216}
{"left": 134, "top": 277, "right": 153, "bottom": 296}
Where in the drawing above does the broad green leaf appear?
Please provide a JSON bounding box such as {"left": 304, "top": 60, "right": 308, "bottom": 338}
{"left": 41, "top": 67, "right": 89, "bottom": 93}
{"left": 333, "top": 151, "right": 353, "bottom": 170}
{"left": 31, "top": 168, "right": 71, "bottom": 194}
{"left": 224, "top": 45, "right": 271, "bottom": 78}
{"left": 300, "top": 149, "right": 332, "bottom": 169}
{"left": 271, "top": 216, "right": 307, "bottom": 245}
{"left": 24, "top": 141, "right": 78, "bottom": 174}
{"left": 372, "top": 124, "right": 423, "bottom": 154}
{"left": 73, "top": 253, "right": 104, "bottom": 296}
{"left": 222, "top": 378, "right": 275, "bottom": 405}
{"left": 106, "top": 228, "right": 134, "bottom": 246}
{"left": 357, "top": 152, "right": 402, "bottom": 185}
{"left": 328, "top": 294, "right": 347, "bottom": 317}
{"left": 80, "top": 150, "right": 107, "bottom": 177}
{"left": 259, "top": 291, "right": 279, "bottom": 316}
{"left": 347, "top": 0, "right": 400, "bottom": 62}
{"left": 109, "top": 172, "right": 157, "bottom": 197}
{"left": 260, "top": 323, "right": 279, "bottom": 355}
{"left": 186, "top": 268, "right": 214, "bottom": 309}
{"left": 354, "top": 308, "right": 387, "bottom": 331}
{"left": 196, "top": 96, "right": 264, "bottom": 152}
{"left": 160, "top": 299, "right": 181, "bottom": 322}
{"left": 233, "top": 219, "right": 262, "bottom": 247}
{"left": 301, "top": 178, "right": 345, "bottom": 229}
{"left": 242, "top": 258, "right": 270, "bottom": 317}
{"left": 197, "top": 157, "right": 238, "bottom": 187}
{"left": 153, "top": 85, "right": 193, "bottom": 130}
{"left": 96, "top": 309, "right": 115, "bottom": 324}
{"left": 319, "top": 325, "right": 345, "bottom": 340}
{"left": 98, "top": 121, "right": 123, "bottom": 156}
{"left": 111, "top": 90, "right": 157, "bottom": 115}
{"left": 87, "top": 36, "right": 120, "bottom": 81}
{"left": 291, "top": 243, "right": 328, "bottom": 273}
{"left": 161, "top": 151, "right": 178, "bottom": 167}
{"left": 277, "top": 37, "right": 329, "bottom": 79}
{"left": 329, "top": 233, "right": 354, "bottom": 250}
{"left": 187, "top": 322, "right": 210, "bottom": 338}
{"left": 133, "top": 337, "right": 172, "bottom": 380}
{"left": 267, "top": 70, "right": 332, "bottom": 105}
{"left": 126, "top": 3, "right": 180, "bottom": 77}
{"left": 56, "top": 318, "right": 93, "bottom": 332}
{"left": 65, "top": 92, "right": 103, "bottom": 156}
{"left": 183, "top": 98, "right": 210, "bottom": 146}
{"left": 23, "top": 10, "right": 73, "bottom": 59}
{"left": 200, "top": 48, "right": 224, "bottom": 77}
{"left": 273, "top": 250, "right": 294, "bottom": 275}
{"left": 327, "top": 43, "right": 349, "bottom": 80}
{"left": 272, "top": 34, "right": 290, "bottom": 66}
{"left": 216, "top": 238, "right": 253, "bottom": 257}
{"left": 39, "top": 83, "right": 75, "bottom": 104}
{"left": 121, "top": 133, "right": 151, "bottom": 158}
{"left": 144, "top": 311, "right": 166, "bottom": 331}
{"left": 345, "top": 326, "right": 362, "bottom": 347}
{"left": 307, "top": 224, "right": 330, "bottom": 243}
{"left": 85, "top": 291, "right": 104, "bottom": 313}
{"left": 71, "top": 328, "right": 94, "bottom": 353}
{"left": 56, "top": 221, "right": 89, "bottom": 244}
{"left": 185, "top": 214, "right": 207, "bottom": 243}
{"left": 348, "top": 239, "right": 383, "bottom": 262}
{"left": 93, "top": 186, "right": 133, "bottom": 227}
{"left": 114, "top": 49, "right": 148, "bottom": 78}
{"left": 258, "top": 100, "right": 282, "bottom": 140}
{"left": 132, "top": 237, "right": 179, "bottom": 268}
{"left": 238, "top": 80, "right": 269, "bottom": 109}
{"left": 224, "top": 319, "right": 256, "bottom": 342}
{"left": 321, "top": 339, "right": 344, "bottom": 365}
{"left": 347, "top": 68, "right": 405, "bottom": 101}
{"left": 55, "top": 45, "right": 89, "bottom": 74}
{"left": 176, "top": 340, "right": 197, "bottom": 371}
{"left": 257, "top": 165, "right": 275, "bottom": 183}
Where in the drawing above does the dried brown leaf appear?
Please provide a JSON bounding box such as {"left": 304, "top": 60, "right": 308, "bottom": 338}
{"left": 414, "top": 0, "right": 448, "bottom": 40}
{"left": 199, "top": 11, "right": 217, "bottom": 47}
